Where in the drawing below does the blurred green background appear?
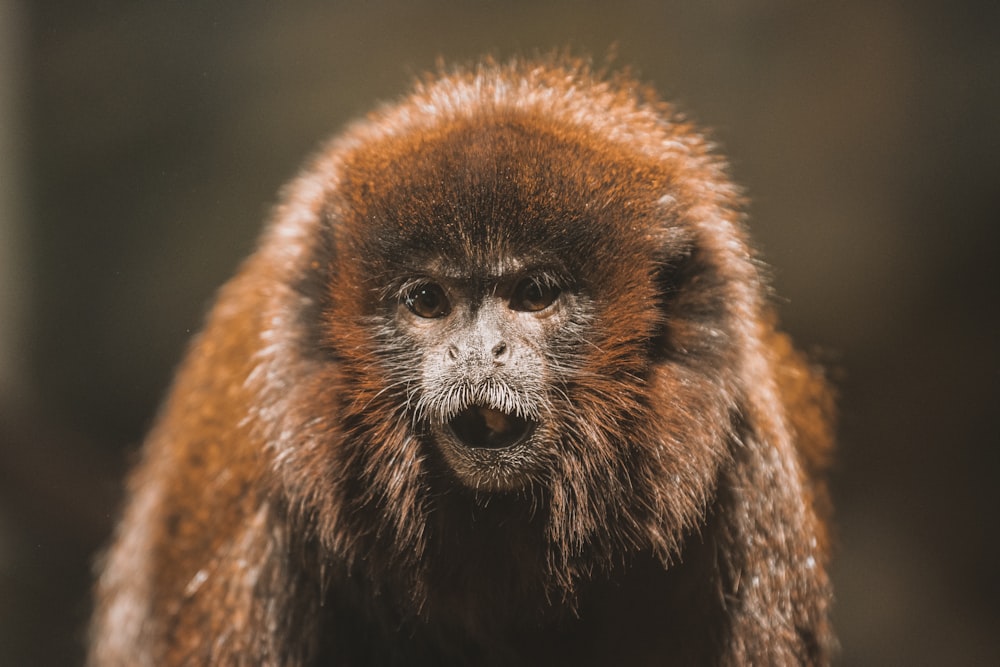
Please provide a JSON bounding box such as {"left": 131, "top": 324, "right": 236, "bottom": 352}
{"left": 1, "top": 1, "right": 998, "bottom": 664}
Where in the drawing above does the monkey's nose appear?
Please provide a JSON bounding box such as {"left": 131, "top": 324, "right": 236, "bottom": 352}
{"left": 445, "top": 341, "right": 509, "bottom": 365}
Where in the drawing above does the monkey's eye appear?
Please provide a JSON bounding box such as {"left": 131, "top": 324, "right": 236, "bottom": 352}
{"left": 511, "top": 277, "right": 560, "bottom": 312}
{"left": 403, "top": 283, "right": 451, "bottom": 318}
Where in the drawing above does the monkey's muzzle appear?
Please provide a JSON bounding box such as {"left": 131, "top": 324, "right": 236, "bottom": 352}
{"left": 447, "top": 405, "right": 536, "bottom": 450}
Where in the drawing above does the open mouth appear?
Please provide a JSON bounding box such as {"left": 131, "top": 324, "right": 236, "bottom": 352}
{"left": 447, "top": 405, "right": 536, "bottom": 450}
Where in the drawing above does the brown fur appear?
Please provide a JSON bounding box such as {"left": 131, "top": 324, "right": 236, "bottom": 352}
{"left": 90, "top": 58, "right": 835, "bottom": 666}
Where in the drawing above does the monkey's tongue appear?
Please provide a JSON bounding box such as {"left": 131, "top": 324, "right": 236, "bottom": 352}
{"left": 448, "top": 406, "right": 534, "bottom": 450}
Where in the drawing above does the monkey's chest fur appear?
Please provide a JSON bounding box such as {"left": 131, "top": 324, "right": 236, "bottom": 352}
{"left": 312, "top": 493, "right": 729, "bottom": 667}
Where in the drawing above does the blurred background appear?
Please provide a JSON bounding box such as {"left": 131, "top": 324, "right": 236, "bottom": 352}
{"left": 1, "top": 1, "right": 997, "bottom": 664}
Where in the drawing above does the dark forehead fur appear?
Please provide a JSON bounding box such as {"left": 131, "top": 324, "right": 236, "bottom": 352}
{"left": 301, "top": 59, "right": 739, "bottom": 304}
{"left": 339, "top": 114, "right": 671, "bottom": 278}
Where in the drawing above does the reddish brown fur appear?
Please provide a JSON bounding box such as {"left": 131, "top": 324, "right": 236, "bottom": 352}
{"left": 90, "top": 58, "right": 835, "bottom": 666}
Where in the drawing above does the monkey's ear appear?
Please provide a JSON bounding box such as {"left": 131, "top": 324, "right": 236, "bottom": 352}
{"left": 263, "top": 197, "right": 342, "bottom": 359}
{"left": 651, "top": 223, "right": 698, "bottom": 307}
{"left": 647, "top": 218, "right": 738, "bottom": 366}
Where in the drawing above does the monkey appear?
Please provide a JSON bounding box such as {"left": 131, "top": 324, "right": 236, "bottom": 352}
{"left": 89, "top": 57, "right": 835, "bottom": 666}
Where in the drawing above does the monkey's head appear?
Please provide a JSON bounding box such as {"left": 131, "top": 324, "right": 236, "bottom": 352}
{"left": 250, "top": 59, "right": 765, "bottom": 610}
{"left": 330, "top": 109, "right": 678, "bottom": 494}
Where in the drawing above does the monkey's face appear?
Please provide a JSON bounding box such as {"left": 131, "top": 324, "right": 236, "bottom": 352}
{"left": 326, "top": 116, "right": 678, "bottom": 493}
{"left": 391, "top": 261, "right": 578, "bottom": 491}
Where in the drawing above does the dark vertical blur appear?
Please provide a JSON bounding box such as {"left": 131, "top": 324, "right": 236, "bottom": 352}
{"left": 2, "top": 1, "right": 997, "bottom": 664}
